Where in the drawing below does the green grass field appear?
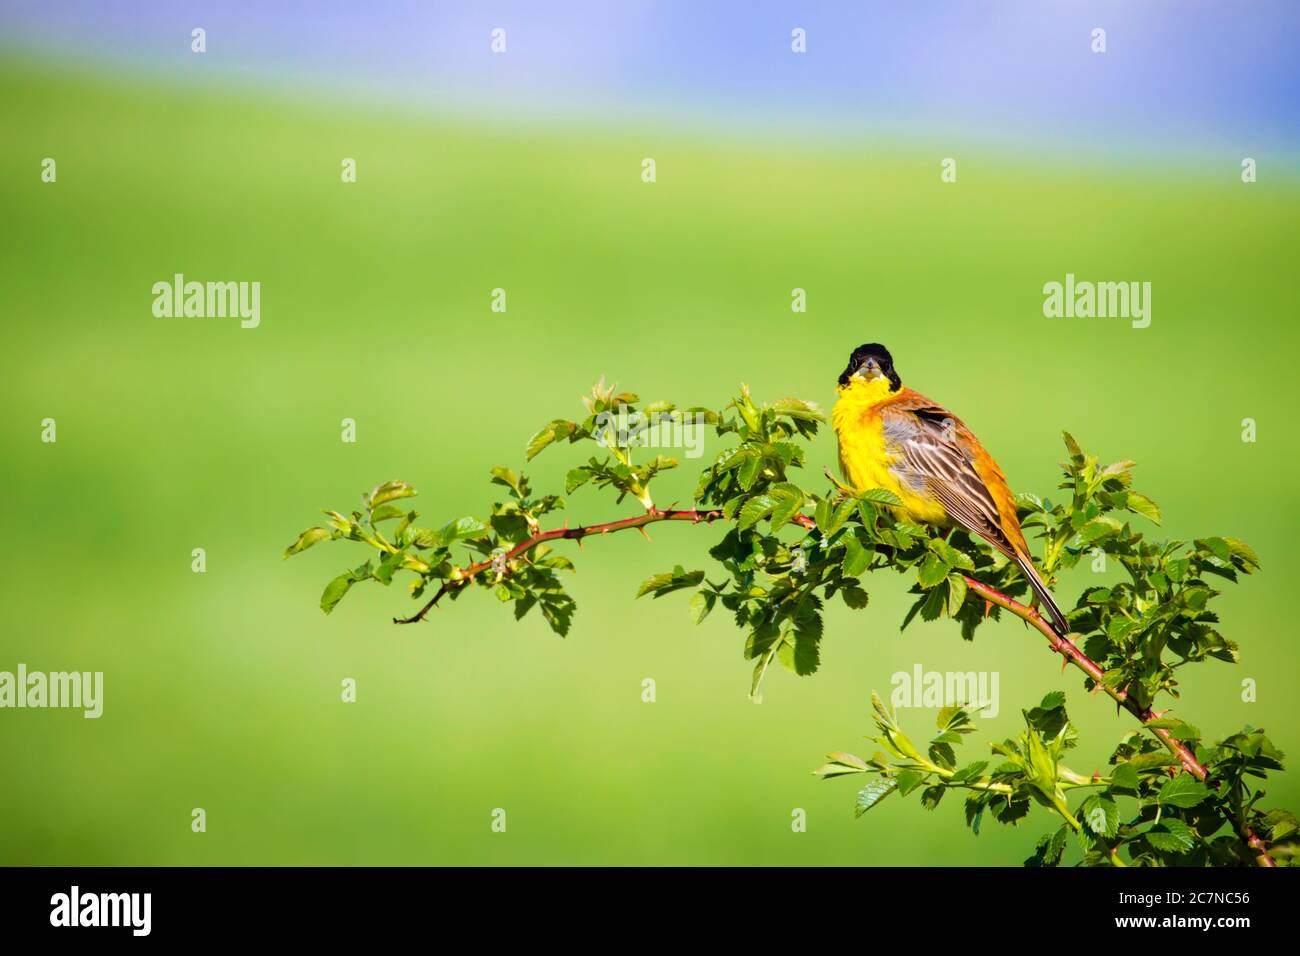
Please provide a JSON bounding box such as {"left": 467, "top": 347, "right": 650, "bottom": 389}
{"left": 2, "top": 58, "right": 1298, "bottom": 864}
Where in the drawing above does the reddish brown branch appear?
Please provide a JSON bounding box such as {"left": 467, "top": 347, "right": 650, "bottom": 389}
{"left": 966, "top": 576, "right": 1275, "bottom": 868}
{"left": 392, "top": 505, "right": 1276, "bottom": 866}
{"left": 393, "top": 508, "right": 725, "bottom": 624}
{"left": 964, "top": 577, "right": 1207, "bottom": 776}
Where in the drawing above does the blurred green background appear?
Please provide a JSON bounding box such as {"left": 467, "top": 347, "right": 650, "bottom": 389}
{"left": 2, "top": 55, "right": 1298, "bottom": 866}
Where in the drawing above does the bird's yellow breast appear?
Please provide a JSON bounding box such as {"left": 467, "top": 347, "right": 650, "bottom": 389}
{"left": 832, "top": 379, "right": 950, "bottom": 525}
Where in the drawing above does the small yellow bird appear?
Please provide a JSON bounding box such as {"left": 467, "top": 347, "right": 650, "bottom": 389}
{"left": 831, "top": 343, "right": 1068, "bottom": 633}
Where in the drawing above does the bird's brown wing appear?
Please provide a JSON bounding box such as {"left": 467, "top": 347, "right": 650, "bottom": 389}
{"left": 879, "top": 390, "right": 1068, "bottom": 633}
{"left": 878, "top": 391, "right": 1021, "bottom": 560}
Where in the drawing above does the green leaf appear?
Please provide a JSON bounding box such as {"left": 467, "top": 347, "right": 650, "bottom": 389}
{"left": 857, "top": 488, "right": 902, "bottom": 507}
{"left": 538, "top": 594, "right": 575, "bottom": 637}
{"left": 525, "top": 419, "right": 576, "bottom": 460}
{"left": 842, "top": 534, "right": 871, "bottom": 576}
{"left": 1077, "top": 515, "right": 1123, "bottom": 544}
{"left": 736, "top": 453, "right": 762, "bottom": 491}
{"left": 1146, "top": 717, "right": 1201, "bottom": 741}
{"left": 928, "top": 536, "right": 975, "bottom": 571}
{"left": 814, "top": 752, "right": 870, "bottom": 778}
{"left": 1146, "top": 818, "right": 1195, "bottom": 854}
{"left": 749, "top": 641, "right": 781, "bottom": 702}
{"left": 564, "top": 467, "right": 591, "bottom": 493}
{"left": 438, "top": 516, "right": 489, "bottom": 544}
{"left": 771, "top": 397, "right": 826, "bottom": 422}
{"left": 945, "top": 574, "right": 968, "bottom": 617}
{"left": 636, "top": 567, "right": 705, "bottom": 599}
{"left": 855, "top": 778, "right": 898, "bottom": 818}
{"left": 738, "top": 494, "right": 775, "bottom": 530}
{"left": 689, "top": 590, "right": 715, "bottom": 625}
{"left": 369, "top": 503, "right": 405, "bottom": 523}
{"left": 284, "top": 527, "right": 332, "bottom": 559}
{"left": 1263, "top": 809, "right": 1299, "bottom": 841}
{"left": 1081, "top": 795, "right": 1119, "bottom": 837}
{"left": 950, "top": 761, "right": 989, "bottom": 783}
{"left": 813, "top": 497, "right": 832, "bottom": 533}
{"left": 1109, "top": 762, "right": 1140, "bottom": 792}
{"left": 917, "top": 553, "right": 948, "bottom": 589}
{"left": 1157, "top": 774, "right": 1210, "bottom": 808}
{"left": 823, "top": 499, "right": 857, "bottom": 538}
{"left": 769, "top": 492, "right": 805, "bottom": 532}
{"left": 920, "top": 786, "right": 945, "bottom": 810}
{"left": 321, "top": 561, "right": 372, "bottom": 614}
{"left": 841, "top": 586, "right": 869, "bottom": 609}
{"left": 1128, "top": 751, "right": 1179, "bottom": 772}
{"left": 1200, "top": 536, "right": 1232, "bottom": 562}
{"left": 1038, "top": 691, "right": 1066, "bottom": 710}
{"left": 368, "top": 480, "right": 416, "bottom": 508}
{"left": 1124, "top": 491, "right": 1162, "bottom": 524}
{"left": 489, "top": 466, "right": 522, "bottom": 494}
{"left": 1222, "top": 536, "right": 1261, "bottom": 570}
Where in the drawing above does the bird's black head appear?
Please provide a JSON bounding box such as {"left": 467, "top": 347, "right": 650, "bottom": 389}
{"left": 838, "top": 343, "right": 902, "bottom": 391}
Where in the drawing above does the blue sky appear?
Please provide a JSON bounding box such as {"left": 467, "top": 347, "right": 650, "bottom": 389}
{"left": 3, "top": 1, "right": 1297, "bottom": 153}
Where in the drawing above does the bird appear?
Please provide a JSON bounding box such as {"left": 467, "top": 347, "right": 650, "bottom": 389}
{"left": 830, "top": 343, "right": 1069, "bottom": 634}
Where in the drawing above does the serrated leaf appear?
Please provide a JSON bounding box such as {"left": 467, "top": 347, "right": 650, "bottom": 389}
{"left": 564, "top": 467, "right": 592, "bottom": 493}
{"left": 841, "top": 586, "right": 869, "bottom": 609}
{"left": 489, "top": 466, "right": 521, "bottom": 493}
{"left": 950, "top": 761, "right": 989, "bottom": 783}
{"left": 1146, "top": 818, "right": 1195, "bottom": 853}
{"left": 321, "top": 561, "right": 373, "bottom": 614}
{"left": 439, "top": 516, "right": 489, "bottom": 544}
{"left": 738, "top": 494, "right": 776, "bottom": 531}
{"left": 856, "top": 487, "right": 902, "bottom": 507}
{"left": 771, "top": 397, "right": 826, "bottom": 422}
{"left": 823, "top": 499, "right": 857, "bottom": 538}
{"left": 737, "top": 453, "right": 762, "bottom": 491}
{"left": 1077, "top": 515, "right": 1123, "bottom": 544}
{"left": 855, "top": 778, "right": 898, "bottom": 818}
{"left": 1124, "top": 491, "right": 1162, "bottom": 524}
{"left": 1081, "top": 795, "right": 1120, "bottom": 837}
{"left": 1157, "top": 774, "right": 1210, "bottom": 808}
{"left": 792, "top": 627, "right": 820, "bottom": 676}
{"left": 1222, "top": 536, "right": 1260, "bottom": 569}
{"left": 769, "top": 492, "right": 805, "bottom": 532}
{"left": 525, "top": 419, "right": 575, "bottom": 460}
{"left": 917, "top": 553, "right": 948, "bottom": 589}
{"left": 1038, "top": 691, "right": 1066, "bottom": 711}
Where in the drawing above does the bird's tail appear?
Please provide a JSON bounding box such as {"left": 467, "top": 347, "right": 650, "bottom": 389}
{"left": 1012, "top": 552, "right": 1070, "bottom": 635}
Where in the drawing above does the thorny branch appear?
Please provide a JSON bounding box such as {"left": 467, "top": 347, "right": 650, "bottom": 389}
{"left": 389, "top": 502, "right": 1276, "bottom": 866}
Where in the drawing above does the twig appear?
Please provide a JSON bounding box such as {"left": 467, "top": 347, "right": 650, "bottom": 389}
{"left": 393, "top": 508, "right": 724, "bottom": 624}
